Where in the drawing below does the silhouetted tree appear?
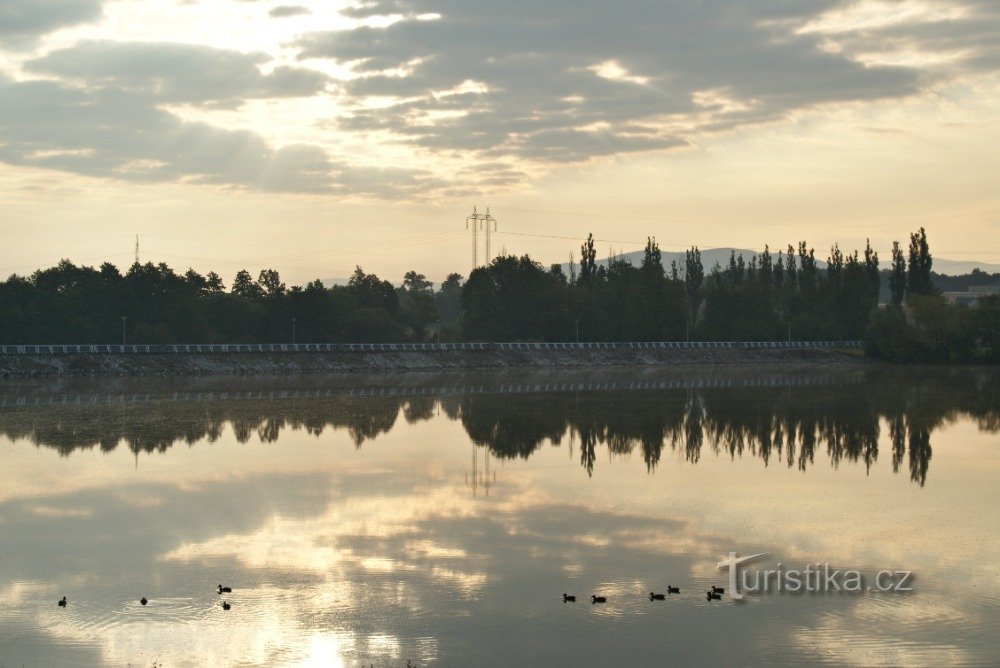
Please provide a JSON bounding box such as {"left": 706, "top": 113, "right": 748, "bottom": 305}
{"left": 257, "top": 269, "right": 286, "bottom": 297}
{"left": 684, "top": 246, "right": 704, "bottom": 328}
{"left": 890, "top": 242, "right": 906, "bottom": 307}
{"left": 403, "top": 271, "right": 433, "bottom": 294}
{"left": 232, "top": 270, "right": 263, "bottom": 300}
{"left": 578, "top": 234, "right": 598, "bottom": 285}
{"left": 907, "top": 227, "right": 934, "bottom": 296}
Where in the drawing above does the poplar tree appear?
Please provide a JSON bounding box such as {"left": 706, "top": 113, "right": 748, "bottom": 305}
{"left": 889, "top": 242, "right": 906, "bottom": 307}
{"left": 684, "top": 246, "right": 704, "bottom": 324}
{"left": 907, "top": 227, "right": 934, "bottom": 296}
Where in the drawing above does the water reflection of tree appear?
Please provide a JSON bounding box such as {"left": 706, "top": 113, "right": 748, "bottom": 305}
{"left": 456, "top": 369, "right": 997, "bottom": 486}
{"left": 1, "top": 369, "right": 996, "bottom": 486}
{"left": 459, "top": 394, "right": 567, "bottom": 460}
{"left": 2, "top": 395, "right": 408, "bottom": 455}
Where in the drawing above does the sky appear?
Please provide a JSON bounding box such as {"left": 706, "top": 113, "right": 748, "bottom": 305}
{"left": 1, "top": 0, "right": 999, "bottom": 285}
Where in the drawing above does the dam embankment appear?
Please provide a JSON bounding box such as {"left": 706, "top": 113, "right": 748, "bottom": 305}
{"left": 0, "top": 342, "right": 866, "bottom": 377}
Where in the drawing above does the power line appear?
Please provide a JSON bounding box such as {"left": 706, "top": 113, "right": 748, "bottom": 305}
{"left": 0, "top": 234, "right": 132, "bottom": 256}
{"left": 492, "top": 205, "right": 722, "bottom": 226}
{"left": 145, "top": 230, "right": 465, "bottom": 268}
{"left": 495, "top": 230, "right": 650, "bottom": 247}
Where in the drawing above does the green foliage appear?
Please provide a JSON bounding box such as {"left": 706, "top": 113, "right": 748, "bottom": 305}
{"left": 0, "top": 259, "right": 434, "bottom": 344}
{"left": 907, "top": 227, "right": 934, "bottom": 297}
{"left": 866, "top": 296, "right": 980, "bottom": 362}
{"left": 461, "top": 255, "right": 572, "bottom": 341}
{"left": 398, "top": 270, "right": 437, "bottom": 341}
{"left": 232, "top": 269, "right": 263, "bottom": 300}
{"left": 402, "top": 270, "right": 433, "bottom": 294}
{"left": 683, "top": 246, "right": 703, "bottom": 325}
{"left": 578, "top": 234, "right": 597, "bottom": 285}
{"left": 865, "top": 306, "right": 916, "bottom": 362}
{"left": 348, "top": 266, "right": 398, "bottom": 313}
{"left": 889, "top": 241, "right": 906, "bottom": 306}
{"left": 1, "top": 227, "right": 987, "bottom": 360}
{"left": 975, "top": 295, "right": 1000, "bottom": 361}
{"left": 257, "top": 268, "right": 286, "bottom": 297}
{"left": 434, "top": 273, "right": 464, "bottom": 336}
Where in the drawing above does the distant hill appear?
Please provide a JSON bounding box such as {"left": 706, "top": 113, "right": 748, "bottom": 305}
{"left": 927, "top": 258, "right": 1000, "bottom": 275}
{"left": 559, "top": 248, "right": 998, "bottom": 277}
{"left": 560, "top": 248, "right": 815, "bottom": 275}
{"left": 321, "top": 277, "right": 351, "bottom": 288}
{"left": 320, "top": 250, "right": 999, "bottom": 291}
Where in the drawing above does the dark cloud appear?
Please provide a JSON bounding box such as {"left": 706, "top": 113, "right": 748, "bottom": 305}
{"left": 292, "top": 0, "right": 1000, "bottom": 167}
{"left": 0, "top": 76, "right": 328, "bottom": 192}
{"left": 3, "top": 1, "right": 998, "bottom": 198}
{"left": 26, "top": 41, "right": 329, "bottom": 108}
{"left": 269, "top": 5, "right": 311, "bottom": 18}
{"left": 0, "top": 0, "right": 103, "bottom": 45}
{"left": 3, "top": 42, "right": 438, "bottom": 196}
{"left": 0, "top": 75, "right": 427, "bottom": 197}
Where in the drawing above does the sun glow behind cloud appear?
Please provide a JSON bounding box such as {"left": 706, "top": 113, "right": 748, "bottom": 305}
{"left": 797, "top": 0, "right": 970, "bottom": 36}
{"left": 0, "top": 0, "right": 998, "bottom": 278}
{"left": 588, "top": 60, "right": 651, "bottom": 86}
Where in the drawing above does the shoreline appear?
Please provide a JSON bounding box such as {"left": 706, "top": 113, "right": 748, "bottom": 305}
{"left": 0, "top": 346, "right": 868, "bottom": 377}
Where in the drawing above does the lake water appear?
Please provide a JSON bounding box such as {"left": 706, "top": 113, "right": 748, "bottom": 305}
{"left": 0, "top": 367, "right": 997, "bottom": 666}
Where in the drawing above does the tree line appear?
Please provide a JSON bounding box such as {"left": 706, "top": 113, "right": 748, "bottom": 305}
{"left": 463, "top": 235, "right": 883, "bottom": 343}
{"left": 0, "top": 227, "right": 996, "bottom": 361}
{"left": 0, "top": 261, "right": 463, "bottom": 345}
{"left": 4, "top": 368, "right": 996, "bottom": 486}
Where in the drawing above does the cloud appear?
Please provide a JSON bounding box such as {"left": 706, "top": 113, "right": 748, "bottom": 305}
{"left": 269, "top": 5, "right": 311, "bottom": 18}
{"left": 0, "top": 75, "right": 328, "bottom": 192}
{"left": 0, "top": 41, "right": 438, "bottom": 196}
{"left": 26, "top": 41, "right": 329, "bottom": 108}
{"left": 805, "top": 0, "right": 1000, "bottom": 72}
{"left": 3, "top": 1, "right": 998, "bottom": 199}
{"left": 0, "top": 74, "right": 429, "bottom": 196}
{"left": 339, "top": 1, "right": 406, "bottom": 20}
{"left": 0, "top": 0, "right": 103, "bottom": 45}
{"left": 294, "top": 0, "right": 1000, "bottom": 167}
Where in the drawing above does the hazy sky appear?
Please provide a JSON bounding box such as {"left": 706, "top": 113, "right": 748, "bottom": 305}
{"left": 2, "top": 0, "right": 999, "bottom": 284}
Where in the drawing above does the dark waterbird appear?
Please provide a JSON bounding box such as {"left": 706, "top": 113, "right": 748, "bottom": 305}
{"left": 57, "top": 596, "right": 66, "bottom": 607}
{"left": 222, "top": 601, "right": 231, "bottom": 610}
{"left": 649, "top": 592, "right": 666, "bottom": 600}
{"left": 140, "top": 597, "right": 148, "bottom": 606}
{"left": 667, "top": 586, "right": 680, "bottom": 594}
{"left": 706, "top": 591, "right": 722, "bottom": 601}
{"left": 591, "top": 595, "right": 607, "bottom": 604}
{"left": 711, "top": 586, "right": 725, "bottom": 594}
{"left": 562, "top": 593, "right": 576, "bottom": 602}
{"left": 218, "top": 585, "right": 232, "bottom": 594}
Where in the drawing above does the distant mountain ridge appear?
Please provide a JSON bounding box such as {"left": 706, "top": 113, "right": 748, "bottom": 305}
{"left": 320, "top": 249, "right": 999, "bottom": 288}
{"left": 560, "top": 248, "right": 1000, "bottom": 278}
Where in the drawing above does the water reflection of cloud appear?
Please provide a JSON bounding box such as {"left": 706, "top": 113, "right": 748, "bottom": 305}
{"left": 0, "top": 580, "right": 43, "bottom": 607}
{"left": 797, "top": 597, "right": 971, "bottom": 666}
{"left": 5, "top": 468, "right": 997, "bottom": 665}
{"left": 0, "top": 369, "right": 998, "bottom": 665}
{"left": 406, "top": 540, "right": 467, "bottom": 559}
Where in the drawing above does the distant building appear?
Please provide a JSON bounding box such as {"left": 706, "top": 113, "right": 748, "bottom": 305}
{"left": 943, "top": 285, "right": 1000, "bottom": 306}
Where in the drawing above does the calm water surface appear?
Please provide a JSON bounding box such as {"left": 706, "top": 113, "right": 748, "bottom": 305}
{"left": 0, "top": 367, "right": 997, "bottom": 666}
